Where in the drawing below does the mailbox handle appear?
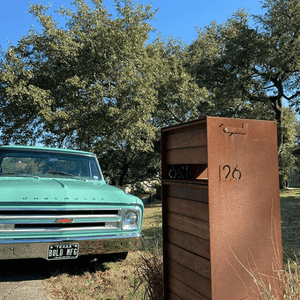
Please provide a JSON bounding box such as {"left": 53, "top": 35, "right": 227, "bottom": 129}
{"left": 223, "top": 123, "right": 249, "bottom": 135}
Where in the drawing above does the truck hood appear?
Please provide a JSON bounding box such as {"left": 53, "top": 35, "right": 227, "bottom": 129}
{"left": 0, "top": 177, "right": 139, "bottom": 205}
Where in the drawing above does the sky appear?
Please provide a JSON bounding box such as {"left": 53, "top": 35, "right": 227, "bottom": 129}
{"left": 0, "top": 0, "right": 266, "bottom": 51}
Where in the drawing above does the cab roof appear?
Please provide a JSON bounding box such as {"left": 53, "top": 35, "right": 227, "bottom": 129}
{"left": 0, "top": 145, "right": 96, "bottom": 156}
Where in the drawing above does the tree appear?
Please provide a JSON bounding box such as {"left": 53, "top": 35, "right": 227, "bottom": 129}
{"left": 279, "top": 108, "right": 298, "bottom": 187}
{"left": 149, "top": 38, "right": 209, "bottom": 129}
{"left": 0, "top": 0, "right": 210, "bottom": 186}
{"left": 186, "top": 12, "right": 274, "bottom": 122}
{"left": 185, "top": 0, "right": 300, "bottom": 187}
{"left": 0, "top": 0, "right": 160, "bottom": 185}
{"left": 187, "top": 0, "right": 300, "bottom": 140}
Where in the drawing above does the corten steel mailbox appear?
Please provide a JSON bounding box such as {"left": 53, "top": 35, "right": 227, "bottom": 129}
{"left": 161, "top": 116, "right": 283, "bottom": 300}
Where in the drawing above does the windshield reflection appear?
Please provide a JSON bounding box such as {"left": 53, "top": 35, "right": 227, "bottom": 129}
{"left": 0, "top": 149, "right": 102, "bottom": 180}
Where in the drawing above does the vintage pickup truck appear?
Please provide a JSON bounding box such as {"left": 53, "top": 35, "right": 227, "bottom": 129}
{"left": 0, "top": 145, "right": 143, "bottom": 260}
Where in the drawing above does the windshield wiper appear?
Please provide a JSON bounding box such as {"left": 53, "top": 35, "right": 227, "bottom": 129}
{"left": 47, "top": 171, "right": 74, "bottom": 177}
{"left": 47, "top": 171, "right": 87, "bottom": 181}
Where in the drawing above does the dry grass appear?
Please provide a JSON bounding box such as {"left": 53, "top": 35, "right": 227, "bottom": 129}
{"left": 45, "top": 254, "right": 143, "bottom": 300}
{"left": 280, "top": 188, "right": 300, "bottom": 260}
{"left": 44, "top": 202, "right": 163, "bottom": 300}
{"left": 240, "top": 188, "right": 300, "bottom": 300}
{"left": 133, "top": 250, "right": 163, "bottom": 300}
{"left": 237, "top": 257, "right": 300, "bottom": 300}
{"left": 44, "top": 189, "right": 300, "bottom": 300}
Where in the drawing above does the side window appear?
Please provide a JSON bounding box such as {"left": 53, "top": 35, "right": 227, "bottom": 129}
{"left": 90, "top": 160, "right": 101, "bottom": 180}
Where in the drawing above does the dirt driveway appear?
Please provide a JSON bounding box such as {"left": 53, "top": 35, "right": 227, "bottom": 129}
{"left": 0, "top": 259, "right": 51, "bottom": 300}
{"left": 0, "top": 255, "right": 111, "bottom": 300}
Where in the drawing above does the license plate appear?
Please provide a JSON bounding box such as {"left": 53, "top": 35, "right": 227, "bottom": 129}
{"left": 47, "top": 243, "right": 79, "bottom": 260}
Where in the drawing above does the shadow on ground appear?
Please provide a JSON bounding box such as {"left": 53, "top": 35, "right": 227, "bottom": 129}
{"left": 0, "top": 254, "right": 120, "bottom": 282}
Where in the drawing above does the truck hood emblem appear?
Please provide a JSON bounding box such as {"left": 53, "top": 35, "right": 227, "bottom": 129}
{"left": 56, "top": 218, "right": 73, "bottom": 224}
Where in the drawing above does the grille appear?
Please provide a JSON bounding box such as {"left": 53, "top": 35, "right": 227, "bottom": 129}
{"left": 0, "top": 207, "right": 122, "bottom": 232}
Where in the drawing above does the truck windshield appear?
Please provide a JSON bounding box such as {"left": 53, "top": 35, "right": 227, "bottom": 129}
{"left": 0, "top": 149, "right": 102, "bottom": 180}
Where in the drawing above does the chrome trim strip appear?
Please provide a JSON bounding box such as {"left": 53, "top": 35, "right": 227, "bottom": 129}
{"left": 0, "top": 233, "right": 143, "bottom": 260}
{"left": 0, "top": 206, "right": 123, "bottom": 211}
{"left": 0, "top": 233, "right": 142, "bottom": 244}
{"left": 0, "top": 226, "right": 120, "bottom": 232}
{"left": 0, "top": 214, "right": 121, "bottom": 220}
{"left": 0, "top": 203, "right": 143, "bottom": 211}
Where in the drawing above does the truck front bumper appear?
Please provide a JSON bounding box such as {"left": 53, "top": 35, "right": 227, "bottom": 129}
{"left": 0, "top": 233, "right": 142, "bottom": 260}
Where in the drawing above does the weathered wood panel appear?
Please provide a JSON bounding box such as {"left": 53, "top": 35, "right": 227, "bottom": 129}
{"left": 168, "top": 260, "right": 212, "bottom": 299}
{"left": 164, "top": 182, "right": 208, "bottom": 202}
{"left": 168, "top": 227, "right": 210, "bottom": 260}
{"left": 166, "top": 212, "right": 210, "bottom": 240}
{"left": 168, "top": 276, "right": 211, "bottom": 300}
{"left": 167, "top": 243, "right": 211, "bottom": 279}
{"left": 166, "top": 147, "right": 207, "bottom": 165}
{"left": 168, "top": 291, "right": 183, "bottom": 300}
{"left": 165, "top": 128, "right": 207, "bottom": 149}
{"left": 162, "top": 118, "right": 212, "bottom": 300}
{"left": 165, "top": 196, "right": 209, "bottom": 222}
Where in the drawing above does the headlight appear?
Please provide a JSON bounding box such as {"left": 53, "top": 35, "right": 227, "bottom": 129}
{"left": 122, "top": 209, "right": 140, "bottom": 230}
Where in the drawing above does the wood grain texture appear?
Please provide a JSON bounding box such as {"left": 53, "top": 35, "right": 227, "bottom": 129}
{"left": 164, "top": 183, "right": 208, "bottom": 202}
{"left": 168, "top": 227, "right": 210, "bottom": 260}
{"left": 165, "top": 128, "right": 207, "bottom": 149}
{"left": 166, "top": 147, "right": 207, "bottom": 165}
{"left": 166, "top": 212, "right": 210, "bottom": 240}
{"left": 168, "top": 276, "right": 211, "bottom": 300}
{"left": 167, "top": 243, "right": 211, "bottom": 279}
{"left": 165, "top": 196, "right": 209, "bottom": 222}
{"left": 168, "top": 260, "right": 212, "bottom": 299}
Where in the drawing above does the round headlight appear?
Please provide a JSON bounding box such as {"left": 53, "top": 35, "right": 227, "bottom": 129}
{"left": 123, "top": 210, "right": 139, "bottom": 230}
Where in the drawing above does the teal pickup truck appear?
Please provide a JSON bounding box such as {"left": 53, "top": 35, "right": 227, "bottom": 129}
{"left": 0, "top": 146, "right": 143, "bottom": 260}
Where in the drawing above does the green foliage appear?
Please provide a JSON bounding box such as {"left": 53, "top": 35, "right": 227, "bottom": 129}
{"left": 149, "top": 38, "right": 209, "bottom": 128}
{"left": 0, "top": 0, "right": 211, "bottom": 185}
{"left": 0, "top": 0, "right": 161, "bottom": 185}
{"left": 279, "top": 108, "right": 298, "bottom": 186}
{"left": 187, "top": 0, "right": 300, "bottom": 123}
{"left": 184, "top": 1, "right": 300, "bottom": 188}
{"left": 186, "top": 11, "right": 275, "bottom": 120}
{"left": 1, "top": 0, "right": 300, "bottom": 185}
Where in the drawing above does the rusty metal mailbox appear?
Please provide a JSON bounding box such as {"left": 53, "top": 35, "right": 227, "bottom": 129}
{"left": 161, "top": 116, "right": 282, "bottom": 300}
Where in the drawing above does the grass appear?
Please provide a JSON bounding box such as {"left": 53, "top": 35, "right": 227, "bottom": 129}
{"left": 237, "top": 189, "right": 300, "bottom": 299}
{"left": 44, "top": 190, "right": 300, "bottom": 300}
{"left": 44, "top": 202, "right": 163, "bottom": 300}
{"left": 280, "top": 188, "right": 300, "bottom": 260}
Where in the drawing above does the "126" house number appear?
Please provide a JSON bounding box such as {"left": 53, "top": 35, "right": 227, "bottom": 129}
{"left": 219, "top": 165, "right": 241, "bottom": 181}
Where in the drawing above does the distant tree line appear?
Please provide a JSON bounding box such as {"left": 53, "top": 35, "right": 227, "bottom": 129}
{"left": 1, "top": 0, "right": 300, "bottom": 186}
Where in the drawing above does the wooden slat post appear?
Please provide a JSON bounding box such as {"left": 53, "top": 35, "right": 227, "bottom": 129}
{"left": 161, "top": 116, "right": 283, "bottom": 300}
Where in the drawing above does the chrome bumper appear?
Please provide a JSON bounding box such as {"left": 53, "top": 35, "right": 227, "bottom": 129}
{"left": 0, "top": 233, "right": 142, "bottom": 260}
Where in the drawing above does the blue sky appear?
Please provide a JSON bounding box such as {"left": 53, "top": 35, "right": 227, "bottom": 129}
{"left": 1, "top": 0, "right": 265, "bottom": 51}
